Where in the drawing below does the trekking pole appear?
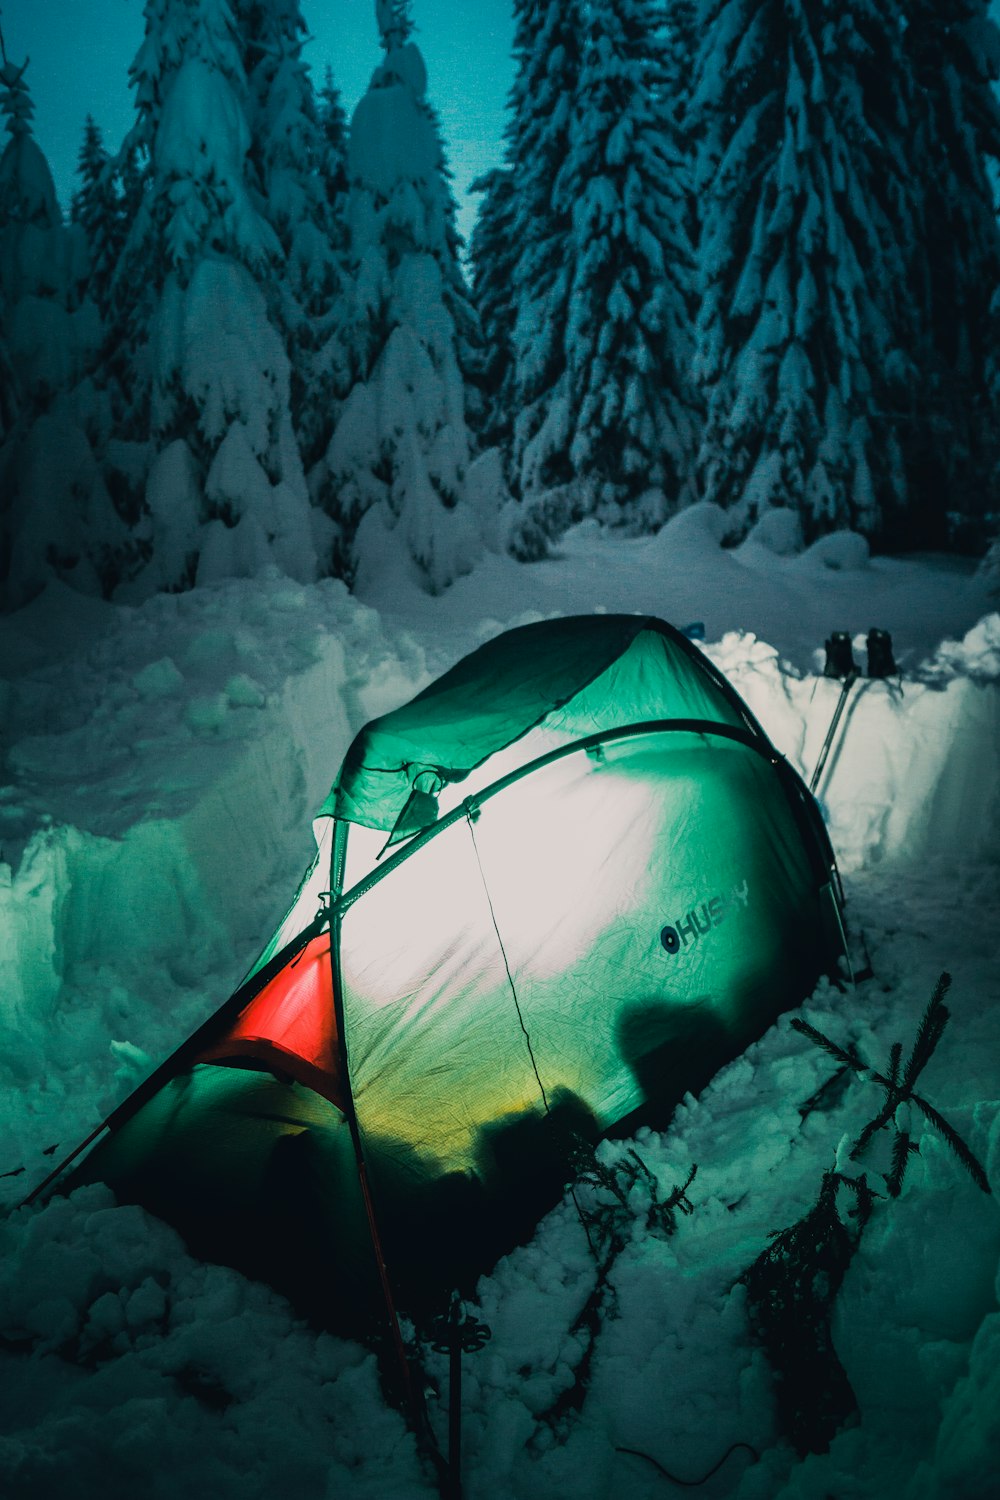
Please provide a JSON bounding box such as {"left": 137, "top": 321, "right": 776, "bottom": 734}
{"left": 429, "top": 1292, "right": 491, "bottom": 1500}
{"left": 809, "top": 627, "right": 900, "bottom": 795}
{"left": 809, "top": 632, "right": 858, "bottom": 795}
{"left": 809, "top": 669, "right": 857, "bottom": 794}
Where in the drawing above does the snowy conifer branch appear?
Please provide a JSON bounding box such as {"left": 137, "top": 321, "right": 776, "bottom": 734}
{"left": 790, "top": 1018, "right": 860, "bottom": 1071}
{"left": 908, "top": 1094, "right": 991, "bottom": 1195}
{"left": 792, "top": 972, "right": 990, "bottom": 1197}
{"left": 886, "top": 1040, "right": 902, "bottom": 1090}
{"left": 901, "top": 971, "right": 952, "bottom": 1093}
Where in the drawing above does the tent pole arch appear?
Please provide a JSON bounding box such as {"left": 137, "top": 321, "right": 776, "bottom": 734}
{"left": 332, "top": 718, "right": 841, "bottom": 921}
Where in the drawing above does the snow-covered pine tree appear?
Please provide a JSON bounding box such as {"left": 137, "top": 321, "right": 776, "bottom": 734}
{"left": 0, "top": 57, "right": 78, "bottom": 406}
{"left": 661, "top": 0, "right": 701, "bottom": 251}
{"left": 469, "top": 165, "right": 517, "bottom": 454}
{"left": 691, "top": 0, "right": 917, "bottom": 544}
{"left": 663, "top": 0, "right": 698, "bottom": 118}
{"left": 235, "top": 1, "right": 349, "bottom": 479}
{"left": 504, "top": 0, "right": 587, "bottom": 546}
{"left": 901, "top": 0, "right": 1000, "bottom": 544}
{"left": 109, "top": 0, "right": 317, "bottom": 594}
{"left": 317, "top": 63, "right": 349, "bottom": 210}
{"left": 70, "top": 115, "right": 130, "bottom": 323}
{"left": 0, "top": 56, "right": 124, "bottom": 608}
{"left": 532, "top": 0, "right": 699, "bottom": 531}
{"left": 98, "top": 0, "right": 193, "bottom": 454}
{"left": 71, "top": 115, "right": 109, "bottom": 231}
{"left": 322, "top": 0, "right": 482, "bottom": 594}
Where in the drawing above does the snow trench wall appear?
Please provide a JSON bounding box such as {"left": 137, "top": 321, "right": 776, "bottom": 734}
{"left": 0, "top": 638, "right": 354, "bottom": 1044}
{"left": 711, "top": 634, "right": 1000, "bottom": 874}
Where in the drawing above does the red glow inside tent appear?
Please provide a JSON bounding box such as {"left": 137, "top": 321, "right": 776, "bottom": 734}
{"left": 196, "top": 934, "right": 343, "bottom": 1108}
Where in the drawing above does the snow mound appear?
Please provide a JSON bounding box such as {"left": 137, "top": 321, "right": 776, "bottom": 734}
{"left": 0, "top": 1187, "right": 426, "bottom": 1500}
{"left": 739, "top": 507, "right": 804, "bottom": 556}
{"left": 795, "top": 530, "right": 871, "bottom": 572}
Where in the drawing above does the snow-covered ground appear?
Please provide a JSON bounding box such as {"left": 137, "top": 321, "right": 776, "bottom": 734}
{"left": 1, "top": 513, "right": 998, "bottom": 1499}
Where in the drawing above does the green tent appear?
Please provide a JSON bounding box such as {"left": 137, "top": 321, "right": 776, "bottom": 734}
{"left": 69, "top": 615, "right": 847, "bottom": 1331}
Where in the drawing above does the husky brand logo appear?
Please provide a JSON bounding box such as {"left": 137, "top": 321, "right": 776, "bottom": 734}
{"left": 660, "top": 879, "right": 750, "bottom": 955}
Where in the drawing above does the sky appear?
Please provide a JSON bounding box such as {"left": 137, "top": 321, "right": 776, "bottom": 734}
{"left": 0, "top": 0, "right": 515, "bottom": 244}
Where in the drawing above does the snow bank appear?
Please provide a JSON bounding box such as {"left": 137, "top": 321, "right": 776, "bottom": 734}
{"left": 0, "top": 577, "right": 431, "bottom": 1183}
{"left": 0, "top": 1187, "right": 427, "bottom": 1500}
{"left": 704, "top": 618, "right": 1000, "bottom": 871}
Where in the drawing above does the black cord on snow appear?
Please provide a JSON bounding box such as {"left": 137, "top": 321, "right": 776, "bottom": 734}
{"left": 616, "top": 1440, "right": 759, "bottom": 1487}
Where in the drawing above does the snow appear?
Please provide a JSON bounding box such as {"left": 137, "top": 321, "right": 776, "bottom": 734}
{"left": 1, "top": 517, "right": 998, "bottom": 1498}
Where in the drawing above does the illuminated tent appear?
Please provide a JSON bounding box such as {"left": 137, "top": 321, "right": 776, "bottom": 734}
{"left": 71, "top": 615, "right": 847, "bottom": 1329}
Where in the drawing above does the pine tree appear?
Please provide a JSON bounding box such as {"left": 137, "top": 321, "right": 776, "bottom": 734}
{"left": 504, "top": 0, "right": 587, "bottom": 537}
{"left": 469, "top": 165, "right": 517, "bottom": 454}
{"left": 662, "top": 0, "right": 700, "bottom": 249}
{"left": 900, "top": 0, "right": 1000, "bottom": 544}
{"left": 235, "top": 1, "right": 349, "bottom": 474}
{"left": 0, "top": 57, "right": 125, "bottom": 608}
{"left": 70, "top": 115, "right": 120, "bottom": 318}
{"left": 106, "top": 0, "right": 317, "bottom": 594}
{"left": 531, "top": 0, "right": 699, "bottom": 531}
{"left": 317, "top": 63, "right": 349, "bottom": 210}
{"left": 691, "top": 0, "right": 917, "bottom": 544}
{"left": 663, "top": 0, "right": 698, "bottom": 115}
{"left": 321, "top": 2, "right": 482, "bottom": 593}
{"left": 0, "top": 56, "right": 75, "bottom": 399}
{"left": 71, "top": 115, "right": 108, "bottom": 227}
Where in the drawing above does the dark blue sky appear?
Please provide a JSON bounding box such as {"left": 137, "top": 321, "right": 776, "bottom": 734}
{"left": 0, "top": 0, "right": 514, "bottom": 242}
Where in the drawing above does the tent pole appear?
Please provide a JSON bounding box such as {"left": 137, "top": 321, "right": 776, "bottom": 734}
{"left": 327, "top": 822, "right": 437, "bottom": 1456}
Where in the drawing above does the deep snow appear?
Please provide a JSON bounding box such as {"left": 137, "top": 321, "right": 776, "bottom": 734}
{"left": 1, "top": 513, "right": 998, "bottom": 1499}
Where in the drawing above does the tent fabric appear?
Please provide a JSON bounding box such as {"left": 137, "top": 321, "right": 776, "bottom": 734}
{"left": 70, "top": 613, "right": 849, "bottom": 1329}
{"left": 325, "top": 616, "right": 754, "bottom": 838}
{"left": 195, "top": 933, "right": 344, "bottom": 1109}
{"left": 337, "top": 728, "right": 830, "bottom": 1195}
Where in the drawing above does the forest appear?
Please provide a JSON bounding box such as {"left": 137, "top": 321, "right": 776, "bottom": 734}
{"left": 1, "top": 0, "right": 999, "bottom": 614}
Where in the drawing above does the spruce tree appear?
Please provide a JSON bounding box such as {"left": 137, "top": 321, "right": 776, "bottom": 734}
{"left": 235, "top": 1, "right": 349, "bottom": 474}
{"left": 322, "top": 1, "right": 482, "bottom": 593}
{"left": 504, "top": 0, "right": 587, "bottom": 535}
{"left": 692, "top": 0, "right": 917, "bottom": 544}
{"left": 107, "top": 0, "right": 317, "bottom": 594}
{"left": 317, "top": 63, "right": 349, "bottom": 211}
{"left": 70, "top": 115, "right": 122, "bottom": 319}
{"left": 0, "top": 57, "right": 124, "bottom": 608}
{"left": 901, "top": 0, "right": 1000, "bottom": 544}
{"left": 0, "top": 56, "right": 76, "bottom": 403}
{"left": 539, "top": 0, "right": 699, "bottom": 530}
{"left": 71, "top": 116, "right": 109, "bottom": 230}
{"left": 469, "top": 165, "right": 517, "bottom": 454}
{"left": 661, "top": 0, "right": 700, "bottom": 249}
